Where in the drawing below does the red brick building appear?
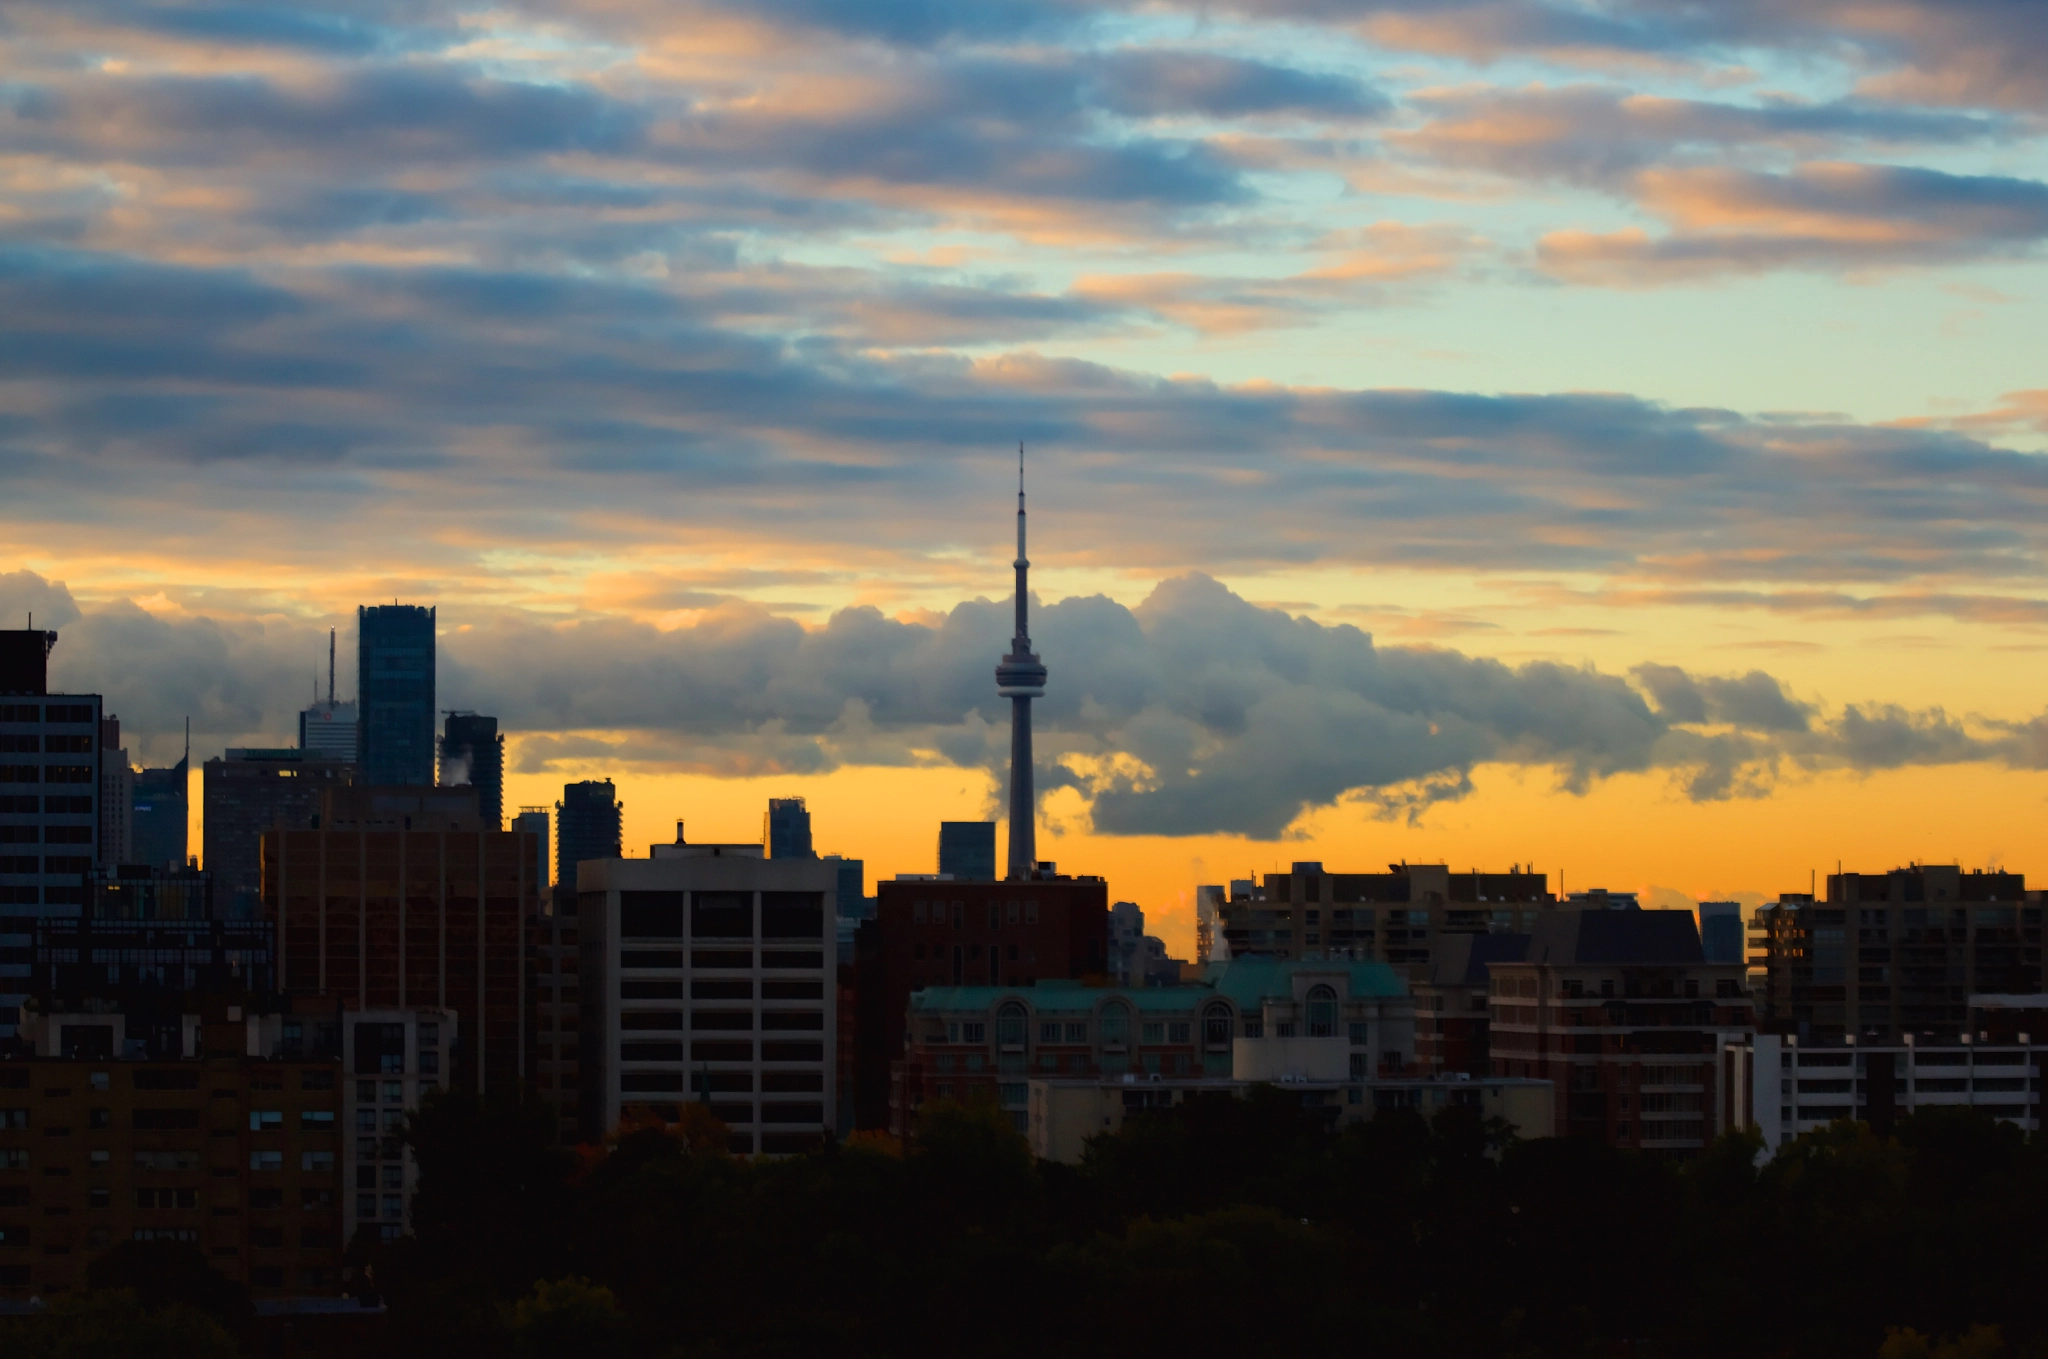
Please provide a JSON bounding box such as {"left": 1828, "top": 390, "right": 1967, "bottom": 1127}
{"left": 261, "top": 787, "right": 542, "bottom": 1094}
{"left": 851, "top": 875, "right": 1108, "bottom": 1130}
{"left": 1487, "top": 910, "right": 1751, "bottom": 1156}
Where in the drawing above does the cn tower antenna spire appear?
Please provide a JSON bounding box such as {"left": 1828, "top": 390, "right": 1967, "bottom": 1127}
{"left": 996, "top": 443, "right": 1048, "bottom": 880}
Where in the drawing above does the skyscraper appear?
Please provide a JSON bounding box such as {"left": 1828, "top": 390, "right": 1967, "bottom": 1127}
{"left": 512, "top": 806, "right": 551, "bottom": 892}
{"left": 994, "top": 447, "right": 1048, "bottom": 880}
{"left": 0, "top": 628, "right": 104, "bottom": 1014}
{"left": 555, "top": 779, "right": 622, "bottom": 895}
{"left": 299, "top": 626, "right": 358, "bottom": 761}
{"left": 937, "top": 821, "right": 996, "bottom": 880}
{"left": 202, "top": 747, "right": 353, "bottom": 917}
{"left": 440, "top": 712, "right": 504, "bottom": 830}
{"left": 99, "top": 715, "right": 133, "bottom": 867}
{"left": 764, "top": 796, "right": 813, "bottom": 858}
{"left": 131, "top": 752, "right": 188, "bottom": 874}
{"left": 357, "top": 604, "right": 435, "bottom": 786}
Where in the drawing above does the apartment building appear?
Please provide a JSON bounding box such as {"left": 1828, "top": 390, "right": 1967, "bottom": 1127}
{"left": 1414, "top": 932, "right": 1531, "bottom": 1078}
{"left": 1215, "top": 862, "right": 1552, "bottom": 974}
{"left": 891, "top": 957, "right": 1416, "bottom": 1136}
{"left": 578, "top": 828, "right": 836, "bottom": 1154}
{"left": 1736, "top": 1032, "right": 2045, "bottom": 1152}
{"left": 202, "top": 748, "right": 354, "bottom": 919}
{"left": 1027, "top": 1072, "right": 1553, "bottom": 1164}
{"left": 1752, "top": 866, "right": 2042, "bottom": 1043}
{"left": 1488, "top": 910, "right": 1751, "bottom": 1157}
{"left": 530, "top": 909, "right": 579, "bottom": 1143}
{"left": 852, "top": 872, "right": 1109, "bottom": 1130}
{"left": 261, "top": 785, "right": 541, "bottom": 1093}
{"left": 0, "top": 1002, "right": 346, "bottom": 1301}
{"left": 334, "top": 1007, "right": 451, "bottom": 1245}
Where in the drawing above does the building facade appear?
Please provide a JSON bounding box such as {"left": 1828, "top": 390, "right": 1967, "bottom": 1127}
{"left": 1488, "top": 911, "right": 1751, "bottom": 1156}
{"left": 298, "top": 701, "right": 358, "bottom": 763}
{"left": 555, "top": 780, "right": 622, "bottom": 905}
{"left": 336, "top": 1007, "right": 451, "bottom": 1245}
{"left": 577, "top": 836, "right": 837, "bottom": 1153}
{"left": 893, "top": 958, "right": 1417, "bottom": 1136}
{"left": 356, "top": 604, "right": 436, "bottom": 788}
{"left": 1738, "top": 1031, "right": 2045, "bottom": 1152}
{"left": 1414, "top": 932, "right": 1531, "bottom": 1078}
{"left": 0, "top": 1001, "right": 347, "bottom": 1302}
{"left": 98, "top": 716, "right": 133, "bottom": 869}
{"left": 130, "top": 756, "right": 187, "bottom": 874}
{"left": 853, "top": 875, "right": 1109, "bottom": 1130}
{"left": 1752, "top": 866, "right": 2042, "bottom": 1044}
{"left": 262, "top": 787, "right": 541, "bottom": 1094}
{"left": 439, "top": 713, "right": 503, "bottom": 831}
{"left": 203, "top": 749, "right": 355, "bottom": 919}
{"left": 763, "top": 797, "right": 812, "bottom": 859}
{"left": 936, "top": 822, "right": 996, "bottom": 881}
{"left": 1217, "top": 862, "right": 1554, "bottom": 973}
{"left": 529, "top": 909, "right": 579, "bottom": 1143}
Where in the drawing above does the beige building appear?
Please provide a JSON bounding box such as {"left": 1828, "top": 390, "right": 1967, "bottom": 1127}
{"left": 1027, "top": 1070, "right": 1553, "bottom": 1164}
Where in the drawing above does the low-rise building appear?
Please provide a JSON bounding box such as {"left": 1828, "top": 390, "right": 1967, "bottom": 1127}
{"left": 891, "top": 958, "right": 1417, "bottom": 1136}
{"left": 1734, "top": 1031, "right": 2044, "bottom": 1153}
{"left": 1027, "top": 1072, "right": 1554, "bottom": 1164}
{"left": 1414, "top": 932, "right": 1530, "bottom": 1078}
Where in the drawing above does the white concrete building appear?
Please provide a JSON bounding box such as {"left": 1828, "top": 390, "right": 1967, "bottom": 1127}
{"left": 1740, "top": 1031, "right": 2044, "bottom": 1153}
{"left": 579, "top": 825, "right": 837, "bottom": 1155}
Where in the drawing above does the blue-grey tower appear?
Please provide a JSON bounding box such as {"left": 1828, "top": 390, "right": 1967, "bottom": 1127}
{"left": 357, "top": 604, "right": 436, "bottom": 786}
{"left": 994, "top": 446, "right": 1048, "bottom": 881}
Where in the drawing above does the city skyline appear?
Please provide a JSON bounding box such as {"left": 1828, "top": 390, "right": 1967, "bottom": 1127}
{"left": 6, "top": 0, "right": 2048, "bottom": 952}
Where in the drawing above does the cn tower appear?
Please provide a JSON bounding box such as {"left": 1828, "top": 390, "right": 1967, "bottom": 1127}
{"left": 995, "top": 444, "right": 1048, "bottom": 880}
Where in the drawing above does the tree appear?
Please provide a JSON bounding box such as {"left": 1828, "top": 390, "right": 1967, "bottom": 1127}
{"left": 12, "top": 1289, "right": 237, "bottom": 1359}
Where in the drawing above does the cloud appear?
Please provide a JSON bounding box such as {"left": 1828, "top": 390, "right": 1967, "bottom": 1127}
{"left": 1537, "top": 162, "right": 2048, "bottom": 282}
{"left": 12, "top": 567, "right": 2041, "bottom": 835}
{"left": 1087, "top": 50, "right": 1390, "bottom": 121}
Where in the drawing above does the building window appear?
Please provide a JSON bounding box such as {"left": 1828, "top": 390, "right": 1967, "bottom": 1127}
{"left": 1348, "top": 1021, "right": 1368, "bottom": 1045}
{"left": 1064, "top": 1022, "right": 1087, "bottom": 1042}
{"left": 1099, "top": 1003, "right": 1130, "bottom": 1048}
{"left": 1167, "top": 1022, "right": 1190, "bottom": 1043}
{"left": 1039, "top": 1022, "right": 1060, "bottom": 1042}
{"left": 1243, "top": 1021, "right": 1263, "bottom": 1039}
{"left": 1141, "top": 1022, "right": 1164, "bottom": 1043}
{"left": 1306, "top": 985, "right": 1337, "bottom": 1038}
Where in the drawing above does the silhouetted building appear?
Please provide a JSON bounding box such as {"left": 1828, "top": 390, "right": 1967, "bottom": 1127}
{"left": 356, "top": 604, "right": 435, "bottom": 786}
{"left": 529, "top": 908, "right": 578, "bottom": 1144}
{"left": 262, "top": 785, "right": 542, "bottom": 1093}
{"left": 1699, "top": 900, "right": 1743, "bottom": 964}
{"left": 1488, "top": 910, "right": 1751, "bottom": 1156}
{"left": 440, "top": 712, "right": 504, "bottom": 830}
{"left": 555, "top": 780, "right": 622, "bottom": 902}
{"left": 853, "top": 872, "right": 1108, "bottom": 1129}
{"left": 131, "top": 755, "right": 188, "bottom": 873}
{"left": 98, "top": 715, "right": 133, "bottom": 867}
{"left": 512, "top": 806, "right": 550, "bottom": 891}
{"left": 0, "top": 635, "right": 105, "bottom": 921}
{"left": 937, "top": 821, "right": 996, "bottom": 880}
{"left": 1752, "top": 865, "right": 2040, "bottom": 1044}
{"left": 202, "top": 748, "right": 354, "bottom": 918}
{"left": 764, "top": 797, "right": 813, "bottom": 858}
{"left": 1218, "top": 862, "right": 1555, "bottom": 975}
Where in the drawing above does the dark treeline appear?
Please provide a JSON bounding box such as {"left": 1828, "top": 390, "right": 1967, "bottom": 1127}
{"left": 355, "top": 1093, "right": 2048, "bottom": 1359}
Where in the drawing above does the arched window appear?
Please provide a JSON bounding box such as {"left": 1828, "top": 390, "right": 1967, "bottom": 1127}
{"left": 1201, "top": 1003, "right": 1233, "bottom": 1050}
{"left": 996, "top": 1002, "right": 1028, "bottom": 1051}
{"left": 1306, "top": 984, "right": 1338, "bottom": 1038}
{"left": 1099, "top": 1002, "right": 1130, "bottom": 1048}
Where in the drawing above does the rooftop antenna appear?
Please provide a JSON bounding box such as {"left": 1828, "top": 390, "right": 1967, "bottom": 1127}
{"left": 327, "top": 628, "right": 336, "bottom": 706}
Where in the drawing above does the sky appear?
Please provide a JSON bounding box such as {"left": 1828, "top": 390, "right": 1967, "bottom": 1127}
{"left": 5, "top": 0, "right": 2048, "bottom": 954}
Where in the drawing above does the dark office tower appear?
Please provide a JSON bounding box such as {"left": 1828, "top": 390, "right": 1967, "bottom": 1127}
{"left": 555, "top": 779, "right": 622, "bottom": 893}
{"left": 131, "top": 754, "right": 188, "bottom": 874}
{"left": 765, "top": 796, "right": 813, "bottom": 858}
{"left": 202, "top": 747, "right": 353, "bottom": 917}
{"left": 440, "top": 712, "right": 504, "bottom": 830}
{"left": 357, "top": 604, "right": 436, "bottom": 787}
{"left": 0, "top": 628, "right": 56, "bottom": 695}
{"left": 937, "top": 821, "right": 996, "bottom": 880}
